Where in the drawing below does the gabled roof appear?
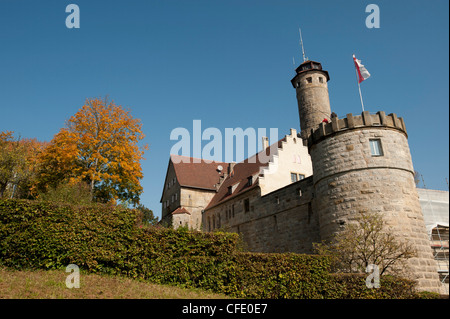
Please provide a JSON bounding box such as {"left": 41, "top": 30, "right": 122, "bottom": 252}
{"left": 170, "top": 155, "right": 229, "bottom": 191}
{"left": 205, "top": 137, "right": 286, "bottom": 210}
{"left": 160, "top": 155, "right": 228, "bottom": 203}
{"left": 171, "top": 207, "right": 191, "bottom": 215}
{"left": 163, "top": 137, "right": 286, "bottom": 210}
{"left": 204, "top": 158, "right": 262, "bottom": 210}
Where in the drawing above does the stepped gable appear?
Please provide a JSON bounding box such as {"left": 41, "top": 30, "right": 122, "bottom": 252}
{"left": 205, "top": 137, "right": 286, "bottom": 210}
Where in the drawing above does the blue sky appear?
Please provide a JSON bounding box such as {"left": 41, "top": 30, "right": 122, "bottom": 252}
{"left": 0, "top": 0, "right": 448, "bottom": 218}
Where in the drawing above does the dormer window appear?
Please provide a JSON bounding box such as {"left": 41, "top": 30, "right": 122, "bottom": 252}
{"left": 247, "top": 176, "right": 253, "bottom": 187}
{"left": 227, "top": 186, "right": 233, "bottom": 195}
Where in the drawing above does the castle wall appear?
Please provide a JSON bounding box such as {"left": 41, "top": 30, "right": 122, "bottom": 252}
{"left": 309, "top": 111, "right": 442, "bottom": 293}
{"left": 172, "top": 212, "right": 191, "bottom": 229}
{"left": 180, "top": 187, "right": 216, "bottom": 230}
{"left": 205, "top": 177, "right": 319, "bottom": 254}
{"left": 160, "top": 160, "right": 179, "bottom": 221}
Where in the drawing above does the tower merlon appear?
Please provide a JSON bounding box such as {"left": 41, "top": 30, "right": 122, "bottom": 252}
{"left": 307, "top": 111, "right": 407, "bottom": 149}
{"left": 291, "top": 60, "right": 330, "bottom": 87}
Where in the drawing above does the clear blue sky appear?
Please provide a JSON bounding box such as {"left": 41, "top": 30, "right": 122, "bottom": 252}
{"left": 1, "top": 0, "right": 448, "bottom": 219}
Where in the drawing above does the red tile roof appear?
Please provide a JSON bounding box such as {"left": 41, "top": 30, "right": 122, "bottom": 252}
{"left": 205, "top": 137, "right": 287, "bottom": 209}
{"left": 170, "top": 155, "right": 229, "bottom": 190}
{"left": 170, "top": 155, "right": 228, "bottom": 190}
{"left": 159, "top": 155, "right": 226, "bottom": 203}
{"left": 168, "top": 137, "right": 287, "bottom": 211}
{"left": 171, "top": 207, "right": 191, "bottom": 215}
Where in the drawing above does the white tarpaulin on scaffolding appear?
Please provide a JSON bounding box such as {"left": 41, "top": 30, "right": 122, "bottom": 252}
{"left": 417, "top": 188, "right": 449, "bottom": 235}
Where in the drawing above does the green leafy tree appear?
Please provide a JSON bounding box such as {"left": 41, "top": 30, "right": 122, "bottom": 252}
{"left": 37, "top": 181, "right": 93, "bottom": 206}
{"left": 314, "top": 211, "right": 416, "bottom": 276}
{"left": 135, "top": 203, "right": 159, "bottom": 226}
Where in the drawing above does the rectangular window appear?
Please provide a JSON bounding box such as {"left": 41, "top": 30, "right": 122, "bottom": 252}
{"left": 244, "top": 198, "right": 250, "bottom": 213}
{"left": 369, "top": 139, "right": 384, "bottom": 156}
{"left": 306, "top": 77, "right": 312, "bottom": 83}
{"left": 291, "top": 173, "right": 298, "bottom": 183}
{"left": 247, "top": 176, "right": 253, "bottom": 186}
{"left": 298, "top": 174, "right": 305, "bottom": 180}
{"left": 227, "top": 186, "right": 233, "bottom": 195}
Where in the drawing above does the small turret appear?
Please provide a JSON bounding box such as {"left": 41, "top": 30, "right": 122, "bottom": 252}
{"left": 291, "top": 60, "right": 331, "bottom": 141}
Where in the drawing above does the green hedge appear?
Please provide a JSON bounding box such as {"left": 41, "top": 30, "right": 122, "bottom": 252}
{"left": 0, "top": 199, "right": 428, "bottom": 299}
{"left": 324, "top": 274, "right": 419, "bottom": 299}
{"left": 0, "top": 200, "right": 238, "bottom": 273}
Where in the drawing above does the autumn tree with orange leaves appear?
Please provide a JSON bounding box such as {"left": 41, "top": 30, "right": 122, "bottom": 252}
{"left": 0, "top": 131, "right": 45, "bottom": 199}
{"left": 37, "top": 97, "right": 148, "bottom": 205}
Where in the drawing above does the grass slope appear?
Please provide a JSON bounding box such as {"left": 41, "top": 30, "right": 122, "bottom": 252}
{"left": 0, "top": 267, "right": 229, "bottom": 299}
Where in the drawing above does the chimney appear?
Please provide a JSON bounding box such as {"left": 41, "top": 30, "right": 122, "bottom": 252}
{"left": 262, "top": 136, "right": 269, "bottom": 150}
{"left": 228, "top": 162, "right": 236, "bottom": 176}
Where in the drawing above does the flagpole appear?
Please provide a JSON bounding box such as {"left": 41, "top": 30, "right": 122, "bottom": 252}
{"left": 357, "top": 81, "right": 365, "bottom": 112}
{"left": 353, "top": 54, "right": 365, "bottom": 112}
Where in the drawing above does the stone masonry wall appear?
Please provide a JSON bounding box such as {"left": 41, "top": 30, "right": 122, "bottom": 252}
{"left": 180, "top": 187, "right": 216, "bottom": 230}
{"left": 293, "top": 70, "right": 331, "bottom": 140}
{"left": 205, "top": 177, "right": 320, "bottom": 254}
{"left": 309, "top": 112, "right": 441, "bottom": 293}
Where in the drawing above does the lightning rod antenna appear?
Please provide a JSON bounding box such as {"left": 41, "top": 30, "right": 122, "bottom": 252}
{"left": 299, "top": 28, "right": 308, "bottom": 62}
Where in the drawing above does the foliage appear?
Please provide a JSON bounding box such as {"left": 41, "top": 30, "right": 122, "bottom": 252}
{"left": 314, "top": 211, "right": 416, "bottom": 276}
{"left": 324, "top": 273, "right": 421, "bottom": 299}
{"left": 36, "top": 97, "right": 148, "bottom": 205}
{"left": 134, "top": 203, "right": 159, "bottom": 226}
{"left": 37, "top": 181, "right": 93, "bottom": 206}
{"left": 0, "top": 131, "right": 46, "bottom": 199}
{"left": 0, "top": 199, "right": 429, "bottom": 299}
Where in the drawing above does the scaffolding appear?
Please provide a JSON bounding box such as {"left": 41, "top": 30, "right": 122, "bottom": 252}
{"left": 418, "top": 177, "right": 449, "bottom": 294}
{"left": 430, "top": 225, "right": 449, "bottom": 293}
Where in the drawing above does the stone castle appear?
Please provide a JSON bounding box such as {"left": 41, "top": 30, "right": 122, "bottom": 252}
{"left": 160, "top": 59, "right": 443, "bottom": 293}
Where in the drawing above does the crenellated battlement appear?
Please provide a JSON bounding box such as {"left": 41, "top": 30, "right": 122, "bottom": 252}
{"left": 307, "top": 111, "right": 407, "bottom": 148}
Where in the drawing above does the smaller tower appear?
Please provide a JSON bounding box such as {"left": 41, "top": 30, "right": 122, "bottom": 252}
{"left": 291, "top": 60, "right": 331, "bottom": 140}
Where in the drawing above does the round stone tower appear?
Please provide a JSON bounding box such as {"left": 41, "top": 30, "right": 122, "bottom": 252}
{"left": 292, "top": 60, "right": 441, "bottom": 293}
{"left": 291, "top": 60, "right": 331, "bottom": 140}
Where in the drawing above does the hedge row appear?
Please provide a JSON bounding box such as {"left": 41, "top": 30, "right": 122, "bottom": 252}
{"left": 0, "top": 199, "right": 426, "bottom": 298}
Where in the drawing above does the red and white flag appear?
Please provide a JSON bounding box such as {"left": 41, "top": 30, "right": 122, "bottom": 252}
{"left": 353, "top": 54, "right": 371, "bottom": 83}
